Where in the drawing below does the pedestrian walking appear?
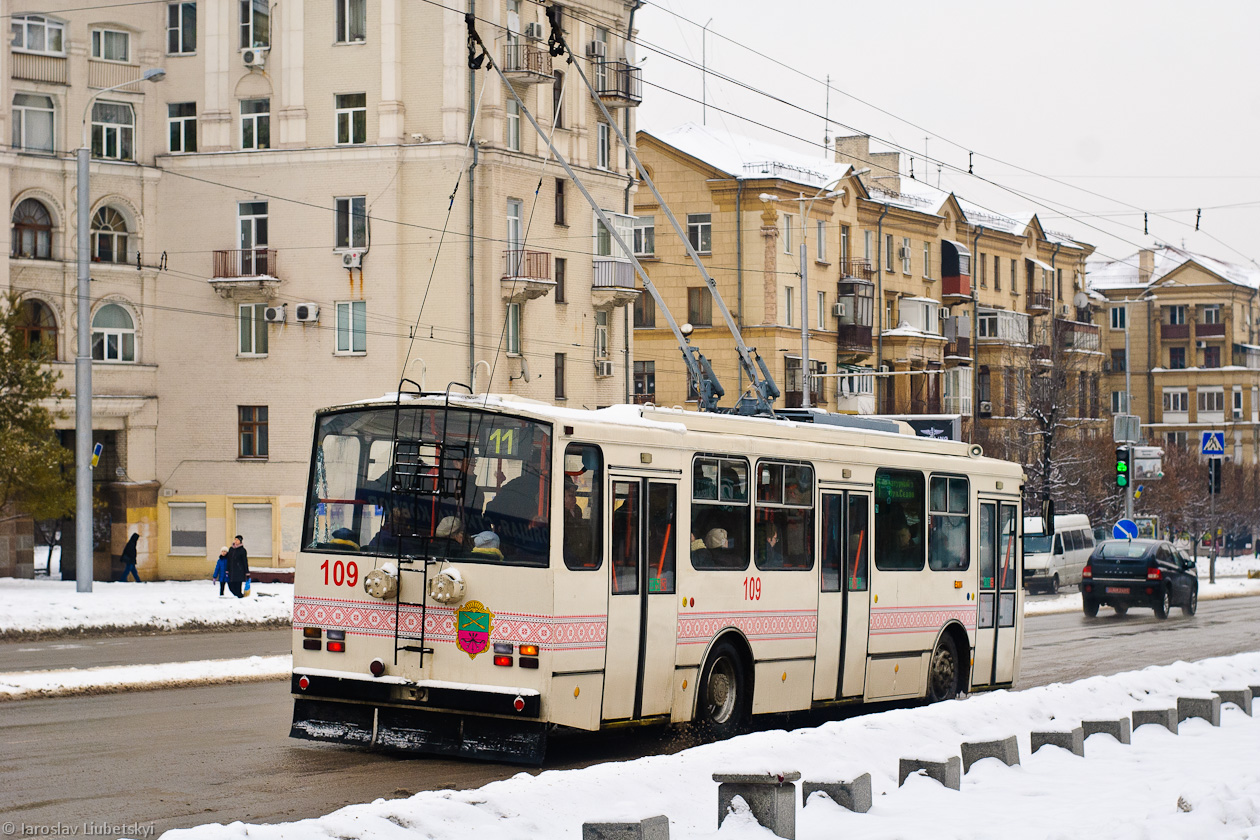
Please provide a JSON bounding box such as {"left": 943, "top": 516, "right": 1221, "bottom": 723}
{"left": 225, "top": 535, "right": 249, "bottom": 598}
{"left": 212, "top": 546, "right": 230, "bottom": 596}
{"left": 118, "top": 533, "right": 141, "bottom": 582}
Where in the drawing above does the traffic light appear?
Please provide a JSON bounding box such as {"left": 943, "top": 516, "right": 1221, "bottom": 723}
{"left": 1208, "top": 458, "right": 1221, "bottom": 495}
{"left": 1115, "top": 446, "right": 1131, "bottom": 488}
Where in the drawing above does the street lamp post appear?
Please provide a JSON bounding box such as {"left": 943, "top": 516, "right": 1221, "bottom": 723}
{"left": 74, "top": 68, "right": 165, "bottom": 592}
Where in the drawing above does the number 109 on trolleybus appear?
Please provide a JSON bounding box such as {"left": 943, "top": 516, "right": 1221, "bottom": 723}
{"left": 290, "top": 391, "right": 1024, "bottom": 763}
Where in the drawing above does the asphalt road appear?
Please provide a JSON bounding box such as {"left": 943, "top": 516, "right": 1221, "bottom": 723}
{"left": 4, "top": 597, "right": 1260, "bottom": 837}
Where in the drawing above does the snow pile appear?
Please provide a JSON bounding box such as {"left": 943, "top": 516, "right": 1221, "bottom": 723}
{"left": 0, "top": 654, "right": 291, "bottom": 700}
{"left": 160, "top": 653, "right": 1260, "bottom": 840}
{"left": 0, "top": 579, "right": 293, "bottom": 640}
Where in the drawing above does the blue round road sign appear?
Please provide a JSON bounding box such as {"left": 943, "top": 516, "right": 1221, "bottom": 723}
{"left": 1113, "top": 518, "right": 1139, "bottom": 539}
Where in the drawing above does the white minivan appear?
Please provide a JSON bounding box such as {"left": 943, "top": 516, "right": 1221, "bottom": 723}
{"left": 1023, "top": 514, "right": 1095, "bottom": 594}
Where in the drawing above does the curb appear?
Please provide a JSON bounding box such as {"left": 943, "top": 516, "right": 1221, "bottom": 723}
{"left": 0, "top": 616, "right": 291, "bottom": 644}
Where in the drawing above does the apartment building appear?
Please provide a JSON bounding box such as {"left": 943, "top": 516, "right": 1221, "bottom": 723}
{"left": 4, "top": 0, "right": 644, "bottom": 578}
{"left": 1090, "top": 246, "right": 1260, "bottom": 463}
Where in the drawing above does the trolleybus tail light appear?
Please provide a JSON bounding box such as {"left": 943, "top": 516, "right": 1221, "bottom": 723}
{"left": 494, "top": 655, "right": 513, "bottom": 667}
{"left": 519, "top": 657, "right": 539, "bottom": 669}
{"left": 519, "top": 644, "right": 539, "bottom": 656}
{"left": 327, "top": 629, "right": 346, "bottom": 641}
{"left": 369, "top": 658, "right": 385, "bottom": 677}
{"left": 298, "top": 675, "right": 310, "bottom": 690}
{"left": 303, "top": 639, "right": 322, "bottom": 650}
{"left": 326, "top": 641, "right": 346, "bottom": 653}
{"left": 303, "top": 627, "right": 322, "bottom": 638}
{"left": 513, "top": 696, "right": 526, "bottom": 712}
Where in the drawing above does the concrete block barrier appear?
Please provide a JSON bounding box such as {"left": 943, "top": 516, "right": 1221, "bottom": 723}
{"left": 713, "top": 772, "right": 799, "bottom": 839}
{"left": 1082, "top": 718, "right": 1131, "bottom": 744}
{"left": 961, "top": 736, "right": 1020, "bottom": 773}
{"left": 898, "top": 756, "right": 961, "bottom": 790}
{"left": 1031, "top": 727, "right": 1084, "bottom": 756}
{"left": 1177, "top": 696, "right": 1221, "bottom": 726}
{"left": 1132, "top": 708, "right": 1178, "bottom": 734}
{"left": 802, "top": 774, "right": 872, "bottom": 814}
{"left": 1214, "top": 688, "right": 1253, "bottom": 716}
{"left": 582, "top": 816, "right": 669, "bottom": 840}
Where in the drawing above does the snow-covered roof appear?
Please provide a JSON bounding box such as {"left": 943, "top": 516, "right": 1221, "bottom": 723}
{"left": 1087, "top": 245, "right": 1260, "bottom": 294}
{"left": 646, "top": 123, "right": 853, "bottom": 189}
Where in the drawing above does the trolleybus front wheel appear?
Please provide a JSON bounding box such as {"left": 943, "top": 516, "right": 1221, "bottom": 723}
{"left": 926, "top": 635, "right": 959, "bottom": 703}
{"left": 697, "top": 641, "right": 749, "bottom": 739}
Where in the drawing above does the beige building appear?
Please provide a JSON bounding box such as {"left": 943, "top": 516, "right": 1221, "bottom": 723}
{"left": 4, "top": 0, "right": 645, "bottom": 578}
{"left": 1089, "top": 246, "right": 1260, "bottom": 462}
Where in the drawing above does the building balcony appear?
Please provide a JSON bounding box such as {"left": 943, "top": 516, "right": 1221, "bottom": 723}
{"left": 837, "top": 323, "right": 873, "bottom": 356}
{"left": 631, "top": 393, "right": 655, "bottom": 405}
{"left": 946, "top": 336, "right": 971, "bottom": 359}
{"left": 210, "top": 249, "right": 281, "bottom": 299}
{"left": 1056, "top": 318, "right": 1100, "bottom": 352}
{"left": 941, "top": 273, "right": 971, "bottom": 301}
{"left": 503, "top": 42, "right": 552, "bottom": 85}
{"left": 1032, "top": 344, "right": 1052, "bottom": 364}
{"left": 13, "top": 52, "right": 67, "bottom": 84}
{"left": 1162, "top": 323, "right": 1190, "bottom": 340}
{"left": 1197, "top": 322, "right": 1226, "bottom": 338}
{"left": 1026, "top": 290, "right": 1053, "bottom": 314}
{"left": 595, "top": 61, "right": 643, "bottom": 107}
{"left": 591, "top": 258, "right": 639, "bottom": 309}
{"left": 841, "top": 259, "right": 875, "bottom": 281}
{"left": 501, "top": 249, "right": 554, "bottom": 303}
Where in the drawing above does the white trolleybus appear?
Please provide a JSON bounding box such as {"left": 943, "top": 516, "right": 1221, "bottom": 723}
{"left": 291, "top": 388, "right": 1025, "bottom": 763}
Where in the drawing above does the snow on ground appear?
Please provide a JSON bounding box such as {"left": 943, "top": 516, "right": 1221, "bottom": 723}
{"left": 1024, "top": 572, "right": 1260, "bottom": 616}
{"left": 155, "top": 652, "right": 1260, "bottom": 840}
{"left": 0, "top": 654, "right": 291, "bottom": 700}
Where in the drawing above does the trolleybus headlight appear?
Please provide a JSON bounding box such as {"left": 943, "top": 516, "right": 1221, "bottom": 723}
{"left": 363, "top": 565, "right": 399, "bottom": 600}
{"left": 369, "top": 658, "right": 385, "bottom": 677}
{"left": 427, "top": 566, "right": 466, "bottom": 604}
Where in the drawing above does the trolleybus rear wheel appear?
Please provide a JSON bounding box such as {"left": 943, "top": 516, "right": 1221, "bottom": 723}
{"left": 926, "top": 635, "right": 959, "bottom": 703}
{"left": 697, "top": 641, "right": 748, "bottom": 739}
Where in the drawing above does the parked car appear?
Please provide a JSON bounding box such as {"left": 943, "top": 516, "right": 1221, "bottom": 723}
{"left": 1079, "top": 539, "right": 1198, "bottom": 620}
{"left": 1023, "top": 514, "right": 1094, "bottom": 594}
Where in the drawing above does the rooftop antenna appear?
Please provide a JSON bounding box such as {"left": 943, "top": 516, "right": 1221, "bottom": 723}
{"left": 823, "top": 74, "right": 830, "bottom": 150}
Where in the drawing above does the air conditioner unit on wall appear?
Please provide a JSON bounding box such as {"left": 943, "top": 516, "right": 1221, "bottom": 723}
{"left": 832, "top": 301, "right": 847, "bottom": 318}
{"left": 242, "top": 48, "right": 267, "bottom": 68}
{"left": 595, "top": 359, "right": 613, "bottom": 377}
{"left": 979, "top": 400, "right": 993, "bottom": 415}
{"left": 264, "top": 304, "right": 286, "bottom": 323}
{"left": 294, "top": 303, "right": 320, "bottom": 323}
{"left": 1234, "top": 408, "right": 1244, "bottom": 419}
{"left": 523, "top": 22, "right": 545, "bottom": 39}
{"left": 938, "top": 307, "right": 950, "bottom": 321}
{"left": 341, "top": 250, "right": 364, "bottom": 269}
{"left": 587, "top": 40, "right": 606, "bottom": 58}
{"left": 1196, "top": 340, "right": 1207, "bottom": 349}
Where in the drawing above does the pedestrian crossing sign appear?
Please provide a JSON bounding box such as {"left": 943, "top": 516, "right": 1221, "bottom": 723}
{"left": 1201, "top": 431, "right": 1225, "bottom": 455}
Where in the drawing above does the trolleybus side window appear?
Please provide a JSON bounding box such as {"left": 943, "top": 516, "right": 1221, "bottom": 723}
{"left": 847, "top": 493, "right": 869, "bottom": 590}
{"left": 821, "top": 494, "right": 842, "bottom": 591}
{"left": 562, "top": 443, "right": 602, "bottom": 570}
{"left": 611, "top": 480, "right": 640, "bottom": 592}
{"left": 754, "top": 461, "right": 814, "bottom": 571}
{"left": 927, "top": 475, "right": 970, "bottom": 571}
{"left": 874, "top": 468, "right": 925, "bottom": 571}
{"left": 690, "top": 455, "right": 749, "bottom": 570}
{"left": 648, "top": 483, "right": 676, "bottom": 593}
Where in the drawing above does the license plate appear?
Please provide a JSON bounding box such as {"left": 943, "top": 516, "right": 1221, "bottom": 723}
{"left": 1105, "top": 586, "right": 1130, "bottom": 595}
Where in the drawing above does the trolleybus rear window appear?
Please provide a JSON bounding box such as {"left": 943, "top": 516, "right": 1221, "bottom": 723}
{"left": 303, "top": 406, "right": 552, "bottom": 566}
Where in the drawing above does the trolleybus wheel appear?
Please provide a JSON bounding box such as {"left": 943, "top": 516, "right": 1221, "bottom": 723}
{"left": 926, "top": 635, "right": 959, "bottom": 703}
{"left": 697, "top": 641, "right": 748, "bottom": 739}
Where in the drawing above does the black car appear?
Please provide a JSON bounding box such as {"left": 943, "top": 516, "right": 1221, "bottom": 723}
{"left": 1079, "top": 539, "right": 1198, "bottom": 619}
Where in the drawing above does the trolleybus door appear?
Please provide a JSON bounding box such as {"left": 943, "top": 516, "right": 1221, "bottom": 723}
{"left": 603, "top": 478, "right": 679, "bottom": 721}
{"left": 974, "top": 500, "right": 1020, "bottom": 686}
{"left": 814, "top": 491, "right": 871, "bottom": 700}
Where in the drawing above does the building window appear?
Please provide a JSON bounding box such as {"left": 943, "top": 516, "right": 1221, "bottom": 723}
{"left": 884, "top": 233, "right": 894, "bottom": 272}
{"left": 168, "top": 2, "right": 196, "bottom": 53}
{"left": 978, "top": 313, "right": 997, "bottom": 338}
{"left": 1110, "top": 348, "right": 1126, "bottom": 372}
{"left": 1204, "top": 345, "right": 1221, "bottom": 368}
{"left": 634, "top": 215, "right": 655, "bottom": 256}
{"left": 784, "top": 357, "right": 824, "bottom": 408}
{"left": 993, "top": 255, "right": 1001, "bottom": 291}
{"left": 1198, "top": 390, "right": 1225, "bottom": 412}
{"left": 11, "top": 15, "right": 65, "bottom": 54}
{"left": 168, "top": 102, "right": 197, "bottom": 152}
{"left": 240, "top": 98, "right": 269, "bottom": 149}
{"left": 505, "top": 302, "right": 521, "bottom": 354}
{"left": 687, "top": 213, "right": 711, "bottom": 254}
{"left": 1056, "top": 268, "right": 1063, "bottom": 300}
{"left": 923, "top": 241, "right": 931, "bottom": 278}
{"left": 335, "top": 300, "right": 366, "bottom": 354}
{"left": 1168, "top": 346, "right": 1185, "bottom": 369}
{"left": 1166, "top": 305, "right": 1185, "bottom": 325}
{"left": 817, "top": 219, "right": 826, "bottom": 261}
{"left": 840, "top": 225, "right": 850, "bottom": 263}
{"left": 901, "top": 237, "right": 912, "bottom": 274}
{"left": 91, "top": 102, "right": 134, "bottom": 161}
{"left": 1202, "top": 305, "right": 1222, "bottom": 325}
{"left": 13, "top": 93, "right": 54, "bottom": 153}
{"left": 552, "top": 70, "right": 565, "bottom": 128}
{"left": 1010, "top": 259, "right": 1017, "bottom": 293}
{"left": 1162, "top": 389, "right": 1188, "bottom": 413}
{"left": 553, "top": 179, "right": 566, "bottom": 226}
{"left": 596, "top": 122, "right": 611, "bottom": 169}
{"left": 238, "top": 302, "right": 267, "bottom": 356}
{"left": 634, "top": 290, "right": 655, "bottom": 328}
{"left": 506, "top": 98, "right": 521, "bottom": 151}
{"left": 335, "top": 196, "right": 367, "bottom": 249}
{"left": 336, "top": 0, "right": 366, "bottom": 43}
{"left": 238, "top": 201, "right": 268, "bottom": 273}
{"left": 817, "top": 291, "right": 826, "bottom": 328}
{"left": 1110, "top": 305, "right": 1126, "bottom": 330}
{"left": 91, "top": 207, "right": 129, "bottom": 264}
{"left": 783, "top": 215, "right": 792, "bottom": 255}
{"left": 18, "top": 299, "right": 57, "bottom": 359}
{"left": 554, "top": 257, "right": 566, "bottom": 303}
{"left": 238, "top": 406, "right": 268, "bottom": 458}
{"left": 168, "top": 502, "right": 207, "bottom": 555}
{"left": 1165, "top": 431, "right": 1188, "bottom": 449}
{"left": 91, "top": 28, "right": 130, "bottom": 62}
{"left": 595, "top": 310, "right": 609, "bottom": 360}
{"left": 335, "top": 93, "right": 367, "bottom": 145}
{"left": 633, "top": 360, "right": 655, "bottom": 403}
{"left": 239, "top": 0, "right": 269, "bottom": 48}
{"left": 91, "top": 303, "right": 136, "bottom": 363}
{"left": 1111, "top": 391, "right": 1127, "bottom": 414}
{"left": 785, "top": 286, "right": 794, "bottom": 327}
{"left": 11, "top": 198, "right": 53, "bottom": 259}
{"left": 554, "top": 353, "right": 566, "bottom": 400}
{"left": 863, "top": 229, "right": 872, "bottom": 261}
{"left": 687, "top": 287, "right": 711, "bottom": 326}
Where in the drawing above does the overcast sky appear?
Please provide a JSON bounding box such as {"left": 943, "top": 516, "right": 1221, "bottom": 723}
{"left": 634, "top": 0, "right": 1260, "bottom": 271}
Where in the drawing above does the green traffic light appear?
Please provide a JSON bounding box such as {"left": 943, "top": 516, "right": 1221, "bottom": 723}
{"left": 1117, "top": 476, "right": 1129, "bottom": 487}
{"left": 1117, "top": 463, "right": 1128, "bottom": 472}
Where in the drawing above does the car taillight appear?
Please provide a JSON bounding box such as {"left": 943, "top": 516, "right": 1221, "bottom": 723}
{"left": 1082, "top": 564, "right": 1092, "bottom": 579}
{"left": 1147, "top": 566, "right": 1162, "bottom": 580}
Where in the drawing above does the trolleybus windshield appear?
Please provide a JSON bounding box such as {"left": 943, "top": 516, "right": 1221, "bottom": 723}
{"left": 302, "top": 406, "right": 552, "bottom": 566}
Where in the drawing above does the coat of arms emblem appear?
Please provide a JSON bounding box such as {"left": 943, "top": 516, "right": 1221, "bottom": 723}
{"left": 454, "top": 600, "right": 494, "bottom": 659}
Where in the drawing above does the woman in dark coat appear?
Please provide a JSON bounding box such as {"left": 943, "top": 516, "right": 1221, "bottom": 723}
{"left": 119, "top": 533, "right": 141, "bottom": 582}
{"left": 225, "top": 535, "right": 249, "bottom": 597}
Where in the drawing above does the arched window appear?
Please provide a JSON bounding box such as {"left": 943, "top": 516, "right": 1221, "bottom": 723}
{"left": 91, "top": 206, "right": 128, "bottom": 264}
{"left": 91, "top": 303, "right": 136, "bottom": 362}
{"left": 12, "top": 198, "right": 53, "bottom": 259}
{"left": 19, "top": 299, "right": 57, "bottom": 359}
